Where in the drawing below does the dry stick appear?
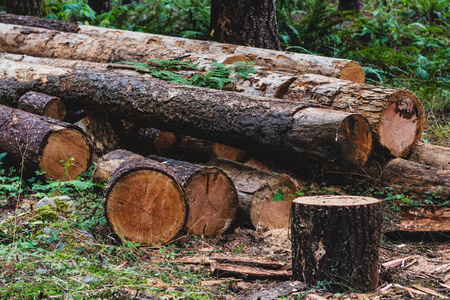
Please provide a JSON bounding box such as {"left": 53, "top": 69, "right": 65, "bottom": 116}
{"left": 0, "top": 53, "right": 422, "bottom": 157}
{"left": 0, "top": 104, "right": 91, "bottom": 181}
{"left": 0, "top": 59, "right": 373, "bottom": 167}
{"left": 0, "top": 18, "right": 365, "bottom": 82}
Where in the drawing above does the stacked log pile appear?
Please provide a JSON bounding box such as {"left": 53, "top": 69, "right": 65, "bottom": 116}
{"left": 0, "top": 14, "right": 447, "bottom": 247}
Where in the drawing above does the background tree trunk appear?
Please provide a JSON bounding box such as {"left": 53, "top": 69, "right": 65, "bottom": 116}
{"left": 210, "top": 0, "right": 281, "bottom": 50}
{"left": 88, "top": 0, "right": 111, "bottom": 14}
{"left": 338, "top": 0, "right": 362, "bottom": 12}
{"left": 6, "top": 0, "right": 41, "bottom": 16}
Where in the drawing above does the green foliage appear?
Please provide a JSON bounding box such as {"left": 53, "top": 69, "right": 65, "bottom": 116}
{"left": 121, "top": 59, "right": 256, "bottom": 90}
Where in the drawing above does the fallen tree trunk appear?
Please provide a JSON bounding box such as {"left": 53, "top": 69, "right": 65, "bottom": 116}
{"left": 0, "top": 21, "right": 365, "bottom": 82}
{"left": 408, "top": 142, "right": 450, "bottom": 170}
{"left": 291, "top": 195, "right": 382, "bottom": 292}
{"left": 378, "top": 158, "right": 450, "bottom": 200}
{"left": 0, "top": 60, "right": 373, "bottom": 167}
{"left": 95, "top": 150, "right": 238, "bottom": 236}
{"left": 17, "top": 91, "right": 66, "bottom": 121}
{"left": 0, "top": 12, "right": 79, "bottom": 32}
{"left": 207, "top": 159, "right": 300, "bottom": 230}
{"left": 104, "top": 157, "right": 188, "bottom": 246}
{"left": 0, "top": 54, "right": 422, "bottom": 158}
{"left": 279, "top": 74, "right": 426, "bottom": 157}
{"left": 0, "top": 104, "right": 91, "bottom": 180}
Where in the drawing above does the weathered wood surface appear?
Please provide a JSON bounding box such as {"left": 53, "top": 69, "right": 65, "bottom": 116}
{"left": 207, "top": 159, "right": 300, "bottom": 230}
{"left": 104, "top": 157, "right": 187, "bottom": 246}
{"left": 0, "top": 60, "right": 373, "bottom": 166}
{"left": 210, "top": 261, "right": 291, "bottom": 279}
{"left": 0, "top": 12, "right": 79, "bottom": 32}
{"left": 280, "top": 74, "right": 426, "bottom": 157}
{"left": 0, "top": 104, "right": 90, "bottom": 180}
{"left": 408, "top": 142, "right": 450, "bottom": 170}
{"left": 0, "top": 22, "right": 365, "bottom": 82}
{"left": 291, "top": 195, "right": 382, "bottom": 292}
{"left": 17, "top": 91, "right": 66, "bottom": 121}
{"left": 95, "top": 150, "right": 238, "bottom": 236}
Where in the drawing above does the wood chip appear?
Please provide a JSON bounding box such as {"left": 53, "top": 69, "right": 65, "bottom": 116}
{"left": 114, "top": 261, "right": 128, "bottom": 270}
{"left": 375, "top": 283, "right": 393, "bottom": 293}
{"left": 444, "top": 271, "right": 450, "bottom": 284}
{"left": 381, "top": 256, "right": 413, "bottom": 269}
{"left": 393, "top": 284, "right": 426, "bottom": 295}
{"left": 200, "top": 280, "right": 226, "bottom": 286}
{"left": 210, "top": 261, "right": 291, "bottom": 279}
{"left": 439, "top": 283, "right": 450, "bottom": 290}
{"left": 412, "top": 284, "right": 447, "bottom": 298}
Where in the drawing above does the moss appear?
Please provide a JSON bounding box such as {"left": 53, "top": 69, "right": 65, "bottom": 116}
{"left": 34, "top": 205, "right": 59, "bottom": 222}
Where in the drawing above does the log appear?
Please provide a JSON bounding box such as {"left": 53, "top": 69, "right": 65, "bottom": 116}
{"left": 408, "top": 142, "right": 450, "bottom": 170}
{"left": 132, "top": 128, "right": 180, "bottom": 155}
{"left": 104, "top": 157, "right": 187, "bottom": 246}
{"left": 17, "top": 91, "right": 66, "bottom": 121}
{"left": 0, "top": 12, "right": 79, "bottom": 32}
{"left": 95, "top": 150, "right": 238, "bottom": 236}
{"left": 0, "top": 60, "right": 373, "bottom": 167}
{"left": 291, "top": 195, "right": 383, "bottom": 292}
{"left": 0, "top": 22, "right": 365, "bottom": 82}
{"left": 180, "top": 136, "right": 246, "bottom": 162}
{"left": 207, "top": 159, "right": 300, "bottom": 230}
{"left": 378, "top": 158, "right": 450, "bottom": 200}
{"left": 0, "top": 105, "right": 91, "bottom": 180}
{"left": 74, "top": 112, "right": 120, "bottom": 161}
{"left": 280, "top": 74, "right": 426, "bottom": 157}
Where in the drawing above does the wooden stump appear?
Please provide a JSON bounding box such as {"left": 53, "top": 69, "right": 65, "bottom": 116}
{"left": 0, "top": 105, "right": 91, "bottom": 181}
{"left": 208, "top": 159, "right": 299, "bottom": 230}
{"left": 104, "top": 157, "right": 187, "bottom": 246}
{"left": 291, "top": 195, "right": 382, "bottom": 292}
{"left": 17, "top": 91, "right": 66, "bottom": 121}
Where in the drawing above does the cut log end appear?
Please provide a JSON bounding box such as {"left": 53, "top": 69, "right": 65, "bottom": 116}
{"left": 378, "top": 91, "right": 425, "bottom": 157}
{"left": 211, "top": 143, "right": 246, "bottom": 162}
{"left": 339, "top": 61, "right": 365, "bottom": 83}
{"left": 42, "top": 98, "right": 67, "bottom": 121}
{"left": 338, "top": 114, "right": 373, "bottom": 166}
{"left": 152, "top": 130, "right": 179, "bottom": 153}
{"left": 106, "top": 169, "right": 187, "bottom": 246}
{"left": 185, "top": 168, "right": 238, "bottom": 236}
{"left": 39, "top": 128, "right": 91, "bottom": 180}
{"left": 293, "top": 195, "right": 380, "bottom": 206}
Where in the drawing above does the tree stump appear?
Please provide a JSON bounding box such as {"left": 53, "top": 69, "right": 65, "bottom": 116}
{"left": 17, "top": 91, "right": 66, "bottom": 121}
{"left": 0, "top": 105, "right": 91, "bottom": 181}
{"left": 291, "top": 195, "right": 382, "bottom": 292}
{"left": 104, "top": 157, "right": 187, "bottom": 246}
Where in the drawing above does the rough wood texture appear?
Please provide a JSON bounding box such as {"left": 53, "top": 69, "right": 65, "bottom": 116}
{"left": 148, "top": 155, "right": 238, "bottom": 236}
{"left": 0, "top": 105, "right": 90, "bottom": 180}
{"left": 408, "top": 142, "right": 450, "bottom": 170}
{"left": 207, "top": 159, "right": 299, "bottom": 230}
{"left": 18, "top": 91, "right": 66, "bottom": 121}
{"left": 75, "top": 112, "right": 120, "bottom": 161}
{"left": 180, "top": 136, "right": 246, "bottom": 162}
{"left": 291, "top": 195, "right": 383, "bottom": 292}
{"left": 235, "top": 281, "right": 307, "bottom": 300}
{"left": 104, "top": 157, "right": 187, "bottom": 246}
{"left": 281, "top": 74, "right": 426, "bottom": 157}
{"left": 378, "top": 158, "right": 450, "bottom": 200}
{"left": 0, "top": 22, "right": 365, "bottom": 82}
{"left": 0, "top": 12, "right": 79, "bottom": 32}
{"left": 95, "top": 150, "right": 238, "bottom": 236}
{"left": 209, "top": 0, "right": 281, "bottom": 50}
{"left": 0, "top": 60, "right": 373, "bottom": 167}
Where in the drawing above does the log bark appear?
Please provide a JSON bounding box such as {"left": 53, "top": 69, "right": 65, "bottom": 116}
{"left": 0, "top": 60, "right": 373, "bottom": 167}
{"left": 132, "top": 128, "right": 181, "bottom": 155}
{"left": 95, "top": 150, "right": 239, "bottom": 236}
{"left": 209, "top": 0, "right": 281, "bottom": 50}
{"left": 18, "top": 91, "right": 66, "bottom": 121}
{"left": 378, "top": 158, "right": 450, "bottom": 200}
{"left": 280, "top": 74, "right": 426, "bottom": 157}
{"left": 0, "top": 12, "right": 79, "bottom": 32}
{"left": 408, "top": 142, "right": 450, "bottom": 170}
{"left": 180, "top": 136, "right": 246, "bottom": 162}
{"left": 0, "top": 105, "right": 91, "bottom": 180}
{"left": 0, "top": 22, "right": 365, "bottom": 82}
{"left": 207, "top": 159, "right": 300, "bottom": 230}
{"left": 104, "top": 157, "right": 187, "bottom": 246}
{"left": 291, "top": 195, "right": 382, "bottom": 292}
{"left": 75, "top": 112, "right": 120, "bottom": 161}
